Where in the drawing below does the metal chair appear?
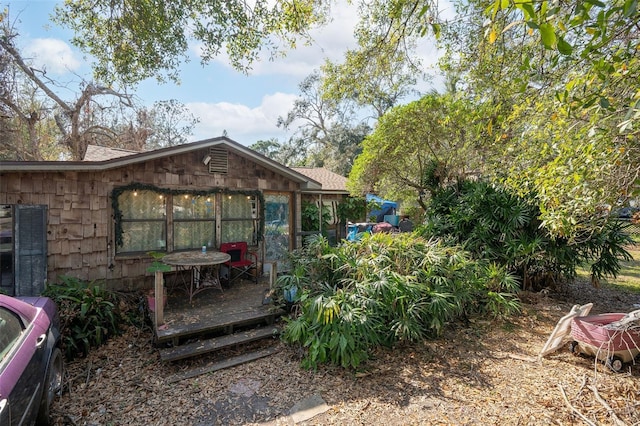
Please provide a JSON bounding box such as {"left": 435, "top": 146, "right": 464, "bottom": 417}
{"left": 219, "top": 242, "right": 258, "bottom": 284}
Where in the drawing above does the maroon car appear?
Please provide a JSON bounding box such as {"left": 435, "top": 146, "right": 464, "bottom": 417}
{"left": 0, "top": 295, "right": 63, "bottom": 425}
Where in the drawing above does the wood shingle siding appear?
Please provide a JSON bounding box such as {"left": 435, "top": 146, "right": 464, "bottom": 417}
{"left": 1, "top": 138, "right": 322, "bottom": 293}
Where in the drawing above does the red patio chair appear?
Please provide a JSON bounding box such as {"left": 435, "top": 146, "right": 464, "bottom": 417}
{"left": 220, "top": 241, "right": 258, "bottom": 284}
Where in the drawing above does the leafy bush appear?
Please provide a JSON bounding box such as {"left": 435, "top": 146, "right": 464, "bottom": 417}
{"left": 419, "top": 180, "right": 632, "bottom": 290}
{"left": 280, "top": 234, "right": 520, "bottom": 369}
{"left": 43, "top": 276, "right": 125, "bottom": 360}
{"left": 301, "top": 200, "right": 332, "bottom": 233}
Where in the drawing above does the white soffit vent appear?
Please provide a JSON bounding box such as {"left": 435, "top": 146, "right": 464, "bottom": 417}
{"left": 208, "top": 147, "right": 228, "bottom": 174}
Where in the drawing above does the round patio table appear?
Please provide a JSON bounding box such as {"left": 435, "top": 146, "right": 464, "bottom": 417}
{"left": 162, "top": 251, "right": 231, "bottom": 304}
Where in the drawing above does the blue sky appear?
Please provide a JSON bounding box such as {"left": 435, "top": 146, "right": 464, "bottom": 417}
{"left": 5, "top": 0, "right": 448, "bottom": 146}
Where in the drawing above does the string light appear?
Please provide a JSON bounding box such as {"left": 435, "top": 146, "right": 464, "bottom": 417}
{"left": 112, "top": 184, "right": 266, "bottom": 247}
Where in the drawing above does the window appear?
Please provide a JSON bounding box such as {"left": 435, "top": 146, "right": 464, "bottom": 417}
{"left": 173, "top": 194, "right": 216, "bottom": 250}
{"left": 115, "top": 188, "right": 260, "bottom": 254}
{"left": 118, "top": 190, "right": 166, "bottom": 253}
{"left": 221, "top": 195, "right": 257, "bottom": 244}
{"left": 0, "top": 307, "right": 24, "bottom": 362}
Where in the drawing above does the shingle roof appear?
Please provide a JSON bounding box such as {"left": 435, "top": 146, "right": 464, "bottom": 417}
{"left": 83, "top": 145, "right": 140, "bottom": 161}
{"left": 291, "top": 167, "right": 348, "bottom": 192}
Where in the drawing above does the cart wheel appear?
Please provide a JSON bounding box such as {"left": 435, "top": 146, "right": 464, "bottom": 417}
{"left": 606, "top": 356, "right": 624, "bottom": 373}
{"left": 568, "top": 341, "right": 579, "bottom": 355}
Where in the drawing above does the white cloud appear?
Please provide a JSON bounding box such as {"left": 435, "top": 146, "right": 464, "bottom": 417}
{"left": 251, "top": 2, "right": 359, "bottom": 77}
{"left": 186, "top": 92, "right": 298, "bottom": 144}
{"left": 24, "top": 38, "right": 81, "bottom": 74}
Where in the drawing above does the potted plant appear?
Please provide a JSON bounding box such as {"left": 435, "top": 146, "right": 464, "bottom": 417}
{"left": 276, "top": 265, "right": 309, "bottom": 305}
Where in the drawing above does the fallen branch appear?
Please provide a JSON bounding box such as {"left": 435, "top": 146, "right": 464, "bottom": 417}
{"left": 508, "top": 353, "right": 539, "bottom": 362}
{"left": 85, "top": 361, "right": 93, "bottom": 386}
{"left": 578, "top": 374, "right": 588, "bottom": 396}
{"left": 558, "top": 384, "right": 597, "bottom": 426}
{"left": 588, "top": 385, "right": 628, "bottom": 426}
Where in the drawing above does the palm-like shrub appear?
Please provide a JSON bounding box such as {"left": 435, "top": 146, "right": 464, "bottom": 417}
{"left": 281, "top": 234, "right": 520, "bottom": 369}
{"left": 420, "top": 180, "right": 632, "bottom": 289}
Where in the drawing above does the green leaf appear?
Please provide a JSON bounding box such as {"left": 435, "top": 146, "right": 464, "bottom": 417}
{"left": 81, "top": 302, "right": 89, "bottom": 317}
{"left": 526, "top": 20, "right": 539, "bottom": 30}
{"left": 539, "top": 23, "right": 557, "bottom": 48}
{"left": 584, "top": 0, "right": 606, "bottom": 7}
{"left": 491, "top": 0, "right": 501, "bottom": 18}
{"left": 431, "top": 23, "right": 441, "bottom": 39}
{"left": 520, "top": 3, "right": 536, "bottom": 19}
{"left": 623, "top": 0, "right": 638, "bottom": 17}
{"left": 557, "top": 37, "right": 573, "bottom": 55}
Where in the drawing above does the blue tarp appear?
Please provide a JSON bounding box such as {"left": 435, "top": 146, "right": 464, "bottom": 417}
{"left": 366, "top": 194, "right": 397, "bottom": 222}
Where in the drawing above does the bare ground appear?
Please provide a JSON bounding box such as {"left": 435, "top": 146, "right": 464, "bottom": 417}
{"left": 52, "top": 280, "right": 640, "bottom": 426}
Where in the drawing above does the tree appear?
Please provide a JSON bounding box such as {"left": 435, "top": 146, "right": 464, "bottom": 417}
{"left": 278, "top": 71, "right": 369, "bottom": 175}
{"left": 437, "top": 0, "right": 639, "bottom": 236}
{"left": 250, "top": 137, "right": 309, "bottom": 166}
{"left": 0, "top": 14, "right": 197, "bottom": 160}
{"left": 348, "top": 93, "right": 489, "bottom": 210}
{"left": 137, "top": 100, "right": 199, "bottom": 149}
{"left": 53, "top": 0, "right": 332, "bottom": 85}
{"left": 52, "top": 0, "right": 445, "bottom": 86}
{"left": 321, "top": 40, "right": 423, "bottom": 120}
{"left": 1, "top": 25, "right": 134, "bottom": 159}
{"left": 484, "top": 0, "right": 639, "bottom": 133}
{"left": 305, "top": 122, "right": 370, "bottom": 176}
{"left": 0, "top": 18, "right": 61, "bottom": 160}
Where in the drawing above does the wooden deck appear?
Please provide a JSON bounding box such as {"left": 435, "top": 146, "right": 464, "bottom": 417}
{"left": 152, "top": 276, "right": 285, "bottom": 366}
{"left": 156, "top": 276, "right": 281, "bottom": 342}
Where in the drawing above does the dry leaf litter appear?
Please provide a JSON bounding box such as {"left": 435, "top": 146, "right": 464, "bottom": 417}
{"left": 52, "top": 279, "right": 640, "bottom": 425}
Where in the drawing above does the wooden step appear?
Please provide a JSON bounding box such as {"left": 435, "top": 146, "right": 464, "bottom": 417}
{"left": 156, "top": 306, "right": 284, "bottom": 343}
{"left": 166, "top": 346, "right": 281, "bottom": 383}
{"left": 159, "top": 325, "right": 281, "bottom": 362}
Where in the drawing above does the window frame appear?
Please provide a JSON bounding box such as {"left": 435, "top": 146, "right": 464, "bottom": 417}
{"left": 220, "top": 194, "right": 258, "bottom": 245}
{"left": 113, "top": 186, "right": 264, "bottom": 256}
{"left": 0, "top": 306, "right": 25, "bottom": 362}
{"left": 172, "top": 194, "right": 217, "bottom": 251}
{"left": 116, "top": 190, "right": 167, "bottom": 254}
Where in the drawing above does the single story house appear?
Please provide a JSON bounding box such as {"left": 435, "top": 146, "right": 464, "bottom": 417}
{"left": 0, "top": 137, "right": 350, "bottom": 297}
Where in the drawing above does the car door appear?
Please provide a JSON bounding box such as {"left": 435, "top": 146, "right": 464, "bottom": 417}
{"left": 0, "top": 306, "right": 47, "bottom": 426}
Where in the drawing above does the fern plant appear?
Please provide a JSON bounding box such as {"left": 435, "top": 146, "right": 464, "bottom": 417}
{"left": 43, "top": 276, "right": 124, "bottom": 359}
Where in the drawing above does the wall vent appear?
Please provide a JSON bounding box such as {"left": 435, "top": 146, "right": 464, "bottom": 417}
{"left": 208, "top": 148, "right": 228, "bottom": 174}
